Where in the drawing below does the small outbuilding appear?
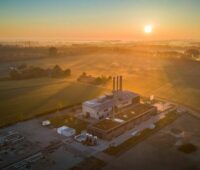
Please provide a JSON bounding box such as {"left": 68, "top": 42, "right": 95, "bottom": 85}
{"left": 57, "top": 126, "right": 76, "bottom": 137}
{"left": 42, "top": 120, "right": 51, "bottom": 126}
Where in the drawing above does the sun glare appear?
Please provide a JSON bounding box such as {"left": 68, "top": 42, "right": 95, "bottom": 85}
{"left": 144, "top": 25, "right": 153, "bottom": 34}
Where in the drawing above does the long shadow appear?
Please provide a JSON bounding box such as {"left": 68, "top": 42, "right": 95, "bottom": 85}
{"left": 0, "top": 79, "right": 71, "bottom": 101}
{"left": 28, "top": 82, "right": 106, "bottom": 116}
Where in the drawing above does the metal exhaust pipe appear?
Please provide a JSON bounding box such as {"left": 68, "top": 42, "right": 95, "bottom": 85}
{"left": 120, "top": 75, "right": 122, "bottom": 91}
{"left": 116, "top": 76, "right": 119, "bottom": 91}
{"left": 113, "top": 77, "right": 116, "bottom": 92}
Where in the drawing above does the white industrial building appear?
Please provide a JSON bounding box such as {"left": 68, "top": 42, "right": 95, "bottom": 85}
{"left": 57, "top": 126, "right": 76, "bottom": 137}
{"left": 42, "top": 120, "right": 51, "bottom": 126}
{"left": 82, "top": 76, "right": 140, "bottom": 119}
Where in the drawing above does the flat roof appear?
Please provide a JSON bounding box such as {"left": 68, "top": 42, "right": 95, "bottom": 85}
{"left": 91, "top": 104, "right": 156, "bottom": 131}
{"left": 116, "top": 104, "right": 155, "bottom": 121}
{"left": 92, "top": 118, "right": 122, "bottom": 131}
{"left": 83, "top": 96, "right": 113, "bottom": 108}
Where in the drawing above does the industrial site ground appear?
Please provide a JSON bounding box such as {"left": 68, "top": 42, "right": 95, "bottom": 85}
{"left": 0, "top": 101, "right": 199, "bottom": 170}
{"left": 103, "top": 113, "right": 200, "bottom": 170}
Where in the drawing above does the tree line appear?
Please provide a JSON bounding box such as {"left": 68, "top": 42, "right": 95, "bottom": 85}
{"left": 9, "top": 64, "right": 71, "bottom": 80}
{"left": 77, "top": 72, "right": 111, "bottom": 85}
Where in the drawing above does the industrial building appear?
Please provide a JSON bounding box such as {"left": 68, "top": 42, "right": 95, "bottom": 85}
{"left": 82, "top": 76, "right": 140, "bottom": 119}
{"left": 84, "top": 75, "right": 158, "bottom": 140}
{"left": 57, "top": 126, "right": 76, "bottom": 137}
{"left": 88, "top": 104, "right": 157, "bottom": 140}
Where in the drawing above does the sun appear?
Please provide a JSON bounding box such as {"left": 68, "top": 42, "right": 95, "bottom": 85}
{"left": 144, "top": 25, "right": 153, "bottom": 34}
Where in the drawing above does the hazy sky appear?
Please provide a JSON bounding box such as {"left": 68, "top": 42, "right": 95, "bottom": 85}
{"left": 0, "top": 0, "right": 200, "bottom": 41}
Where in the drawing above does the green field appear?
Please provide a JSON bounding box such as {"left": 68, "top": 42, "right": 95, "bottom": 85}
{"left": 0, "top": 78, "right": 108, "bottom": 127}
{"left": 0, "top": 52, "right": 200, "bottom": 127}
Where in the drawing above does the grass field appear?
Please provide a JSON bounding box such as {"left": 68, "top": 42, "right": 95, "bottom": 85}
{"left": 0, "top": 78, "right": 108, "bottom": 127}
{"left": 0, "top": 52, "right": 200, "bottom": 127}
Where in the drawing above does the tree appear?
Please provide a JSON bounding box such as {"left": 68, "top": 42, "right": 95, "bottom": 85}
{"left": 51, "top": 65, "right": 63, "bottom": 77}
{"left": 17, "top": 64, "right": 27, "bottom": 70}
{"left": 95, "top": 77, "right": 102, "bottom": 85}
{"left": 8, "top": 64, "right": 71, "bottom": 80}
{"left": 82, "top": 72, "right": 87, "bottom": 77}
{"left": 64, "top": 69, "right": 71, "bottom": 76}
{"left": 77, "top": 72, "right": 87, "bottom": 81}
{"left": 185, "top": 49, "right": 199, "bottom": 58}
{"left": 9, "top": 69, "right": 20, "bottom": 79}
{"left": 49, "top": 47, "right": 58, "bottom": 56}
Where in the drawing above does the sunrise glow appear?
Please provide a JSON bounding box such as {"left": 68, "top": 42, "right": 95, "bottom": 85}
{"left": 144, "top": 25, "right": 153, "bottom": 34}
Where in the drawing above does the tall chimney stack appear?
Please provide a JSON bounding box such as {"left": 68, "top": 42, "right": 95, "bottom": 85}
{"left": 112, "top": 77, "right": 116, "bottom": 92}
{"left": 116, "top": 76, "right": 119, "bottom": 91}
{"left": 120, "top": 75, "right": 122, "bottom": 91}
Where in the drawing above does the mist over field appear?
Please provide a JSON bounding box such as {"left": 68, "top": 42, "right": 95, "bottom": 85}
{"left": 0, "top": 41, "right": 199, "bottom": 127}
{"left": 1, "top": 0, "right": 200, "bottom": 169}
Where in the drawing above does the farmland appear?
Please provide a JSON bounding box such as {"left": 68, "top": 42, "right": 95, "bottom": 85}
{"left": 0, "top": 78, "right": 107, "bottom": 127}
{"left": 0, "top": 44, "right": 200, "bottom": 127}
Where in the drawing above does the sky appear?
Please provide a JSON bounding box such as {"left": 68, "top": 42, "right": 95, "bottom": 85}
{"left": 0, "top": 0, "right": 200, "bottom": 41}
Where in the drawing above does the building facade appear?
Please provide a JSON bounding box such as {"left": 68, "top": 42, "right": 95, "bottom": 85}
{"left": 87, "top": 104, "right": 157, "bottom": 140}
{"left": 82, "top": 90, "right": 140, "bottom": 119}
